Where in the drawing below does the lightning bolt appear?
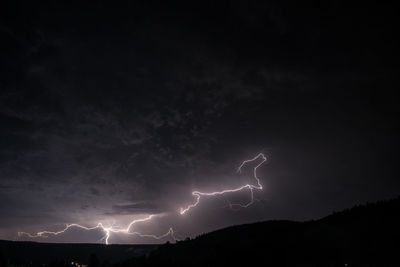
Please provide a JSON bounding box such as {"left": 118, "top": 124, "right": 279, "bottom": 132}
{"left": 18, "top": 153, "right": 267, "bottom": 244}
{"left": 18, "top": 214, "right": 176, "bottom": 245}
{"left": 180, "top": 153, "right": 267, "bottom": 215}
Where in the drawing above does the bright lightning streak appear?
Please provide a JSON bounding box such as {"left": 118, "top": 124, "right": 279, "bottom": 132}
{"left": 19, "top": 153, "right": 267, "bottom": 244}
{"left": 180, "top": 153, "right": 267, "bottom": 215}
{"left": 18, "top": 214, "right": 176, "bottom": 245}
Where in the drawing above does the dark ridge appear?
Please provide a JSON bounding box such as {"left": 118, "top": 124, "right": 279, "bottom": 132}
{"left": 119, "top": 196, "right": 400, "bottom": 267}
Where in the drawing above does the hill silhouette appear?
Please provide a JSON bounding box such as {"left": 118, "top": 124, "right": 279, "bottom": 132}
{"left": 1, "top": 197, "right": 399, "bottom": 267}
{"left": 118, "top": 196, "right": 400, "bottom": 267}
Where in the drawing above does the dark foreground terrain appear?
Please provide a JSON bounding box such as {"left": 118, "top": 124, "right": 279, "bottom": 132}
{"left": 0, "top": 242, "right": 157, "bottom": 267}
{"left": 1, "top": 196, "right": 400, "bottom": 267}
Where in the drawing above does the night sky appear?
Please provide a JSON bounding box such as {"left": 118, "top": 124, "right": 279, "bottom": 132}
{"left": 0, "top": 1, "right": 399, "bottom": 243}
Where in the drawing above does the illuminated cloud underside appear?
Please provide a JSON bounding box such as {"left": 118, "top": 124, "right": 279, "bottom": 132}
{"left": 18, "top": 153, "right": 267, "bottom": 244}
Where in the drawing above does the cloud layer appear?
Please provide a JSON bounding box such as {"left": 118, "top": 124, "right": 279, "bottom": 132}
{"left": 0, "top": 1, "right": 399, "bottom": 243}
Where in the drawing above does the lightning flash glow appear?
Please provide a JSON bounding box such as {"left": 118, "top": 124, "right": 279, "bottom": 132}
{"left": 180, "top": 153, "right": 267, "bottom": 214}
{"left": 19, "top": 153, "right": 267, "bottom": 244}
{"left": 18, "top": 214, "right": 176, "bottom": 245}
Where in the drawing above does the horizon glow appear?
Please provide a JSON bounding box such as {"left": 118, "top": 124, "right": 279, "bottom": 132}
{"left": 18, "top": 153, "right": 267, "bottom": 244}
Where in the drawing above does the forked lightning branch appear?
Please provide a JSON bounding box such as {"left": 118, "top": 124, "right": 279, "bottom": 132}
{"left": 19, "top": 153, "right": 267, "bottom": 244}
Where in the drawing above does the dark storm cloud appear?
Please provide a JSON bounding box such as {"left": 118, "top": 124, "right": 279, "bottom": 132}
{"left": 106, "top": 202, "right": 161, "bottom": 215}
{"left": 0, "top": 1, "right": 399, "bottom": 242}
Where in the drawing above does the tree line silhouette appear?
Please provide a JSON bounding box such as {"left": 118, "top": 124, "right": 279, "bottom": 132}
{"left": 116, "top": 196, "right": 400, "bottom": 267}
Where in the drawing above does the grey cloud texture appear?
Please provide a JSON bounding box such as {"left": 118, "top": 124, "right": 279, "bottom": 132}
{"left": 1, "top": 1, "right": 399, "bottom": 243}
